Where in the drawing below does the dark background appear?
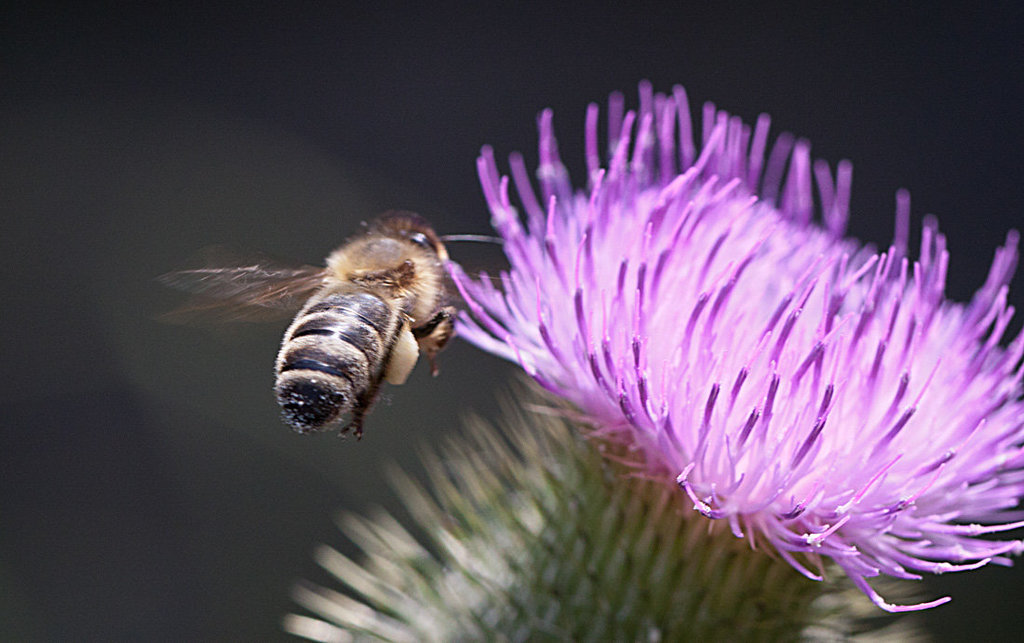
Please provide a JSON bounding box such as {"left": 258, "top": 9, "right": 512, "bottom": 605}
{"left": 3, "top": 3, "right": 1023, "bottom": 640}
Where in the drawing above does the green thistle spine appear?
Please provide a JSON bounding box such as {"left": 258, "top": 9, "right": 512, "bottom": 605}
{"left": 285, "top": 393, "right": 916, "bottom": 641}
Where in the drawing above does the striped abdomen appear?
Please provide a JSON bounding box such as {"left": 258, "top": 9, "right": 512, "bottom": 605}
{"left": 275, "top": 291, "right": 401, "bottom": 433}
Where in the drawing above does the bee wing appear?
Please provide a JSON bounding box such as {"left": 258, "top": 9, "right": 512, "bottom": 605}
{"left": 159, "top": 246, "right": 328, "bottom": 323}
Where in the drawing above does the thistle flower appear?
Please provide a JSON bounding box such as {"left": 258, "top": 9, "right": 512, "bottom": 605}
{"left": 452, "top": 82, "right": 1024, "bottom": 612}
{"left": 286, "top": 393, "right": 906, "bottom": 640}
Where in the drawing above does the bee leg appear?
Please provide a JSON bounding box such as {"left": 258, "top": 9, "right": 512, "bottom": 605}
{"left": 338, "top": 409, "right": 365, "bottom": 440}
{"left": 335, "top": 421, "right": 352, "bottom": 439}
{"left": 413, "top": 306, "right": 456, "bottom": 376}
{"left": 350, "top": 416, "right": 365, "bottom": 441}
{"left": 343, "top": 370, "right": 388, "bottom": 440}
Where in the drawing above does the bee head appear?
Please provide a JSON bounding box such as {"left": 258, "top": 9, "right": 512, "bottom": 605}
{"left": 369, "top": 211, "right": 448, "bottom": 261}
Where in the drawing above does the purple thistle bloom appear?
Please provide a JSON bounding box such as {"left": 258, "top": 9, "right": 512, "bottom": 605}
{"left": 452, "top": 82, "right": 1024, "bottom": 612}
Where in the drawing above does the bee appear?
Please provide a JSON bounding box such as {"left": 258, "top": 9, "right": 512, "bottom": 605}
{"left": 161, "top": 211, "right": 456, "bottom": 439}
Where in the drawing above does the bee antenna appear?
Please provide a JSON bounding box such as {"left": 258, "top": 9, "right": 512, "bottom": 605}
{"left": 440, "top": 234, "right": 504, "bottom": 245}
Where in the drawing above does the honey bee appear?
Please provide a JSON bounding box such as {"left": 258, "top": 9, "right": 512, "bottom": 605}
{"left": 161, "top": 211, "right": 456, "bottom": 439}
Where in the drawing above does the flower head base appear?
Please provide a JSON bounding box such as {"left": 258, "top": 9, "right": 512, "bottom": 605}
{"left": 453, "top": 82, "right": 1024, "bottom": 611}
{"left": 286, "top": 397, "right": 910, "bottom": 640}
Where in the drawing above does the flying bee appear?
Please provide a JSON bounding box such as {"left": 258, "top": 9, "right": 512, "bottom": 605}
{"left": 160, "top": 211, "right": 456, "bottom": 439}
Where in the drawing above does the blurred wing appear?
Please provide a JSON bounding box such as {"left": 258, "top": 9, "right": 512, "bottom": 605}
{"left": 159, "top": 246, "right": 328, "bottom": 323}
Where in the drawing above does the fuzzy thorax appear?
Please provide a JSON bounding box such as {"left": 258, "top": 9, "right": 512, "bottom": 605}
{"left": 327, "top": 236, "right": 446, "bottom": 326}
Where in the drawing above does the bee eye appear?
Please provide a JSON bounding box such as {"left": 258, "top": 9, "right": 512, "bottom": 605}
{"left": 407, "top": 232, "right": 432, "bottom": 249}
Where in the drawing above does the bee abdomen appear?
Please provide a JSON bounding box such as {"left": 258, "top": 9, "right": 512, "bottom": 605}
{"left": 276, "top": 375, "right": 349, "bottom": 433}
{"left": 304, "top": 291, "right": 393, "bottom": 331}
{"left": 289, "top": 317, "right": 336, "bottom": 338}
{"left": 280, "top": 346, "right": 362, "bottom": 381}
{"left": 275, "top": 292, "right": 398, "bottom": 433}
